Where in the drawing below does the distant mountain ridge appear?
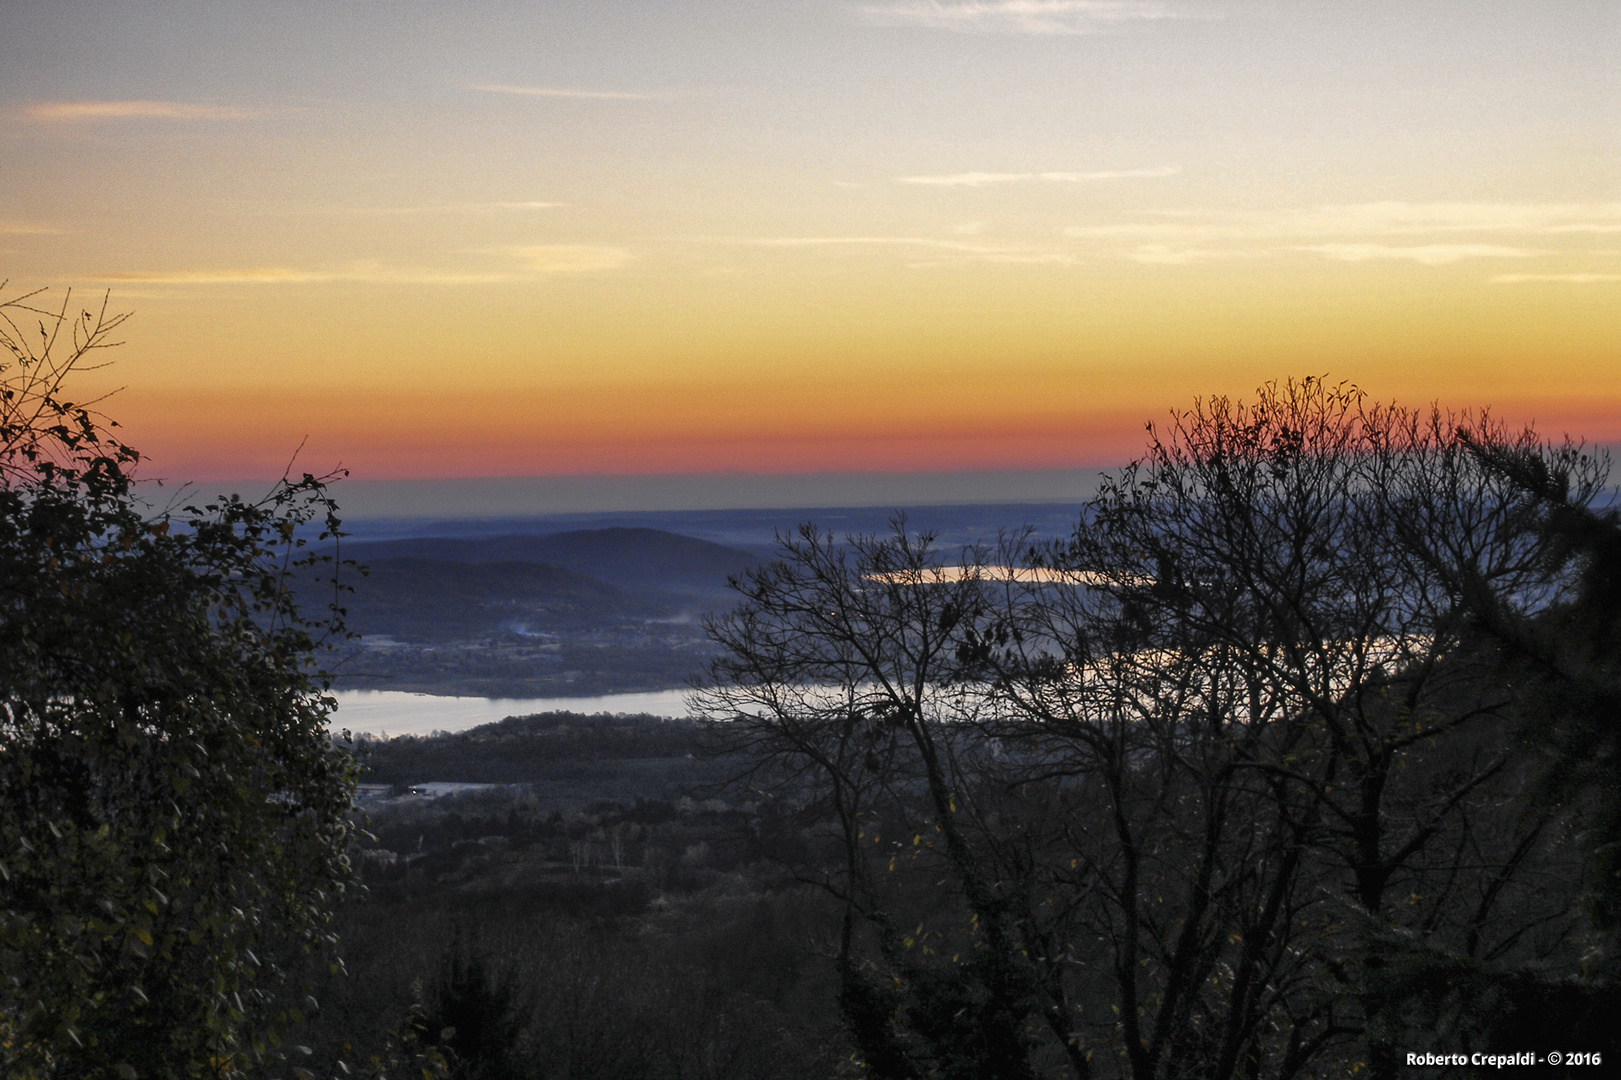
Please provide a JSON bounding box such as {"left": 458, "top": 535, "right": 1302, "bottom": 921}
{"left": 335, "top": 557, "right": 642, "bottom": 642}
{"left": 338, "top": 503, "right": 1087, "bottom": 555}
{"left": 313, "top": 528, "right": 760, "bottom": 695}
{"left": 345, "top": 526, "right": 760, "bottom": 599}
{"left": 308, "top": 514, "right": 1086, "bottom": 695}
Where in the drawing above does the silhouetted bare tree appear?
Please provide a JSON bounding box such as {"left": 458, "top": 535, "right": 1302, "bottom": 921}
{"left": 702, "top": 378, "right": 1612, "bottom": 1078}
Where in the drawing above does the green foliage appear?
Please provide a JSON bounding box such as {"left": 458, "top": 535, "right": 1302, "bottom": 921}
{"left": 0, "top": 284, "right": 361, "bottom": 1077}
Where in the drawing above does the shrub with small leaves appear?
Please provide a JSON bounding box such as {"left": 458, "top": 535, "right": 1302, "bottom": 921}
{"left": 0, "top": 283, "right": 361, "bottom": 1078}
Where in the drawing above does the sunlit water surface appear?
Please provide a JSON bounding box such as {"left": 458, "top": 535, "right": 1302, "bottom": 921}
{"left": 330, "top": 689, "right": 693, "bottom": 738}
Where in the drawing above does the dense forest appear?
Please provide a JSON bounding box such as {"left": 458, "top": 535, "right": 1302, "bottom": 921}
{"left": 287, "top": 715, "right": 845, "bottom": 1080}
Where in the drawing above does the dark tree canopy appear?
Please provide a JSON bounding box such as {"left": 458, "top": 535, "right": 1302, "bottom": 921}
{"left": 0, "top": 284, "right": 363, "bottom": 1078}
{"left": 701, "top": 378, "right": 1617, "bottom": 1079}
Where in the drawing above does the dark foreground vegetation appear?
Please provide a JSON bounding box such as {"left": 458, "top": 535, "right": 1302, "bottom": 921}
{"left": 3, "top": 281, "right": 1617, "bottom": 1080}
{"left": 1, "top": 289, "right": 367, "bottom": 1076}
{"left": 685, "top": 380, "right": 1621, "bottom": 1079}
{"left": 308, "top": 373, "right": 1620, "bottom": 1080}
{"left": 285, "top": 720, "right": 849, "bottom": 1080}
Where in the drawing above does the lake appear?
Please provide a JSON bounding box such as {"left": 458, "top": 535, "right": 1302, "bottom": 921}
{"left": 330, "top": 688, "right": 694, "bottom": 737}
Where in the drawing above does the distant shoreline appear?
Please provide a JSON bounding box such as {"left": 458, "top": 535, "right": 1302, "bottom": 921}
{"left": 329, "top": 688, "right": 693, "bottom": 738}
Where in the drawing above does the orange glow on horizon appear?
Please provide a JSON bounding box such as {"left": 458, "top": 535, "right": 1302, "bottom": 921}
{"left": 4, "top": 4, "right": 1616, "bottom": 496}
{"left": 104, "top": 381, "right": 1621, "bottom": 485}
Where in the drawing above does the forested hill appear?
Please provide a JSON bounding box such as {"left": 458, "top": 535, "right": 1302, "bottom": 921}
{"left": 329, "top": 558, "right": 642, "bottom": 641}
{"left": 310, "top": 528, "right": 762, "bottom": 696}
{"left": 359, "top": 711, "right": 710, "bottom": 780}
{"left": 356, "top": 712, "right": 730, "bottom": 804}
{"left": 344, "top": 527, "right": 760, "bottom": 601}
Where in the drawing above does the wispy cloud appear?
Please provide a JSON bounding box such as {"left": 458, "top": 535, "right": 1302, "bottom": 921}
{"left": 1040, "top": 167, "right": 1180, "bottom": 181}
{"left": 1065, "top": 222, "right": 1238, "bottom": 240}
{"left": 94, "top": 268, "right": 349, "bottom": 285}
{"left": 0, "top": 220, "right": 60, "bottom": 235}
{"left": 911, "top": 250, "right": 1076, "bottom": 265}
{"left": 728, "top": 236, "right": 987, "bottom": 248}
{"left": 899, "top": 166, "right": 1177, "bottom": 186}
{"left": 1064, "top": 202, "right": 1621, "bottom": 268}
{"left": 1126, "top": 245, "right": 1255, "bottom": 265}
{"left": 465, "top": 83, "right": 664, "bottom": 101}
{"left": 707, "top": 235, "right": 1074, "bottom": 265}
{"left": 501, "top": 245, "right": 633, "bottom": 273}
{"left": 1274, "top": 202, "right": 1621, "bottom": 236}
{"left": 90, "top": 247, "right": 633, "bottom": 286}
{"left": 1294, "top": 244, "right": 1541, "bottom": 265}
{"left": 1068, "top": 202, "right": 1621, "bottom": 243}
{"left": 859, "top": 1, "right": 1195, "bottom": 35}
{"left": 29, "top": 100, "right": 252, "bottom": 122}
{"left": 900, "top": 172, "right": 1032, "bottom": 187}
{"left": 292, "top": 201, "right": 567, "bottom": 216}
{"left": 1491, "top": 273, "right": 1621, "bottom": 284}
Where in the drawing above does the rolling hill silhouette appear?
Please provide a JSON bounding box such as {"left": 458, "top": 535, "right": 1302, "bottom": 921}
{"left": 345, "top": 527, "right": 759, "bottom": 601}
{"left": 335, "top": 557, "right": 645, "bottom": 642}
{"left": 313, "top": 528, "right": 760, "bottom": 694}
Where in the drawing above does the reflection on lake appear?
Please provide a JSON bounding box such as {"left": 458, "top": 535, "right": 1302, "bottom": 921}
{"left": 330, "top": 689, "right": 694, "bottom": 738}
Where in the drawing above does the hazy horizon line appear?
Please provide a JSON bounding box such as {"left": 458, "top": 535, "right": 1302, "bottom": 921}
{"left": 138, "top": 467, "right": 1120, "bottom": 519}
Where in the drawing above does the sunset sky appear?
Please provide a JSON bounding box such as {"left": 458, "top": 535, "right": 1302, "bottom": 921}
{"left": 3, "top": 1, "right": 1617, "bottom": 510}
